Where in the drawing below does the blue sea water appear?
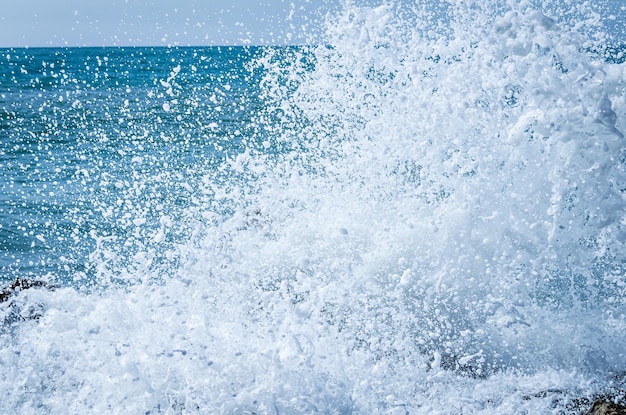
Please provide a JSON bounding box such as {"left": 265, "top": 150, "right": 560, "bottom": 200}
{"left": 0, "top": 46, "right": 274, "bottom": 284}
{"left": 1, "top": 2, "right": 626, "bottom": 414}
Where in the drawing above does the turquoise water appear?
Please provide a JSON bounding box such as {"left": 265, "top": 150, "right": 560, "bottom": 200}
{"left": 1, "top": 46, "right": 273, "bottom": 284}
{"left": 1, "top": 2, "right": 626, "bottom": 413}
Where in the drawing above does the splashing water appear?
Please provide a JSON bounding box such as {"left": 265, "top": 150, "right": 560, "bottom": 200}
{"left": 1, "top": 1, "right": 626, "bottom": 413}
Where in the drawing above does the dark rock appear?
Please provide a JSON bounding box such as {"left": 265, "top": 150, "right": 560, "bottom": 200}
{"left": 0, "top": 278, "right": 52, "bottom": 303}
{"left": 0, "top": 278, "right": 56, "bottom": 325}
{"left": 588, "top": 398, "right": 626, "bottom": 415}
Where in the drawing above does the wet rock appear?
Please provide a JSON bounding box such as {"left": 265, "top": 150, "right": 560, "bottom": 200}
{"left": 0, "top": 278, "right": 52, "bottom": 303}
{"left": 566, "top": 391, "right": 626, "bottom": 415}
{"left": 0, "top": 278, "right": 56, "bottom": 324}
{"left": 587, "top": 398, "right": 626, "bottom": 415}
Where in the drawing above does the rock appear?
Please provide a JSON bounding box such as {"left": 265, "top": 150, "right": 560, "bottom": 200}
{"left": 0, "top": 278, "right": 56, "bottom": 325}
{"left": 588, "top": 398, "right": 626, "bottom": 415}
{"left": 516, "top": 386, "right": 626, "bottom": 414}
{"left": 0, "top": 278, "right": 52, "bottom": 303}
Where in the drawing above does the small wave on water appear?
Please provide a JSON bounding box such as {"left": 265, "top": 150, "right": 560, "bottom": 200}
{"left": 1, "top": 1, "right": 626, "bottom": 413}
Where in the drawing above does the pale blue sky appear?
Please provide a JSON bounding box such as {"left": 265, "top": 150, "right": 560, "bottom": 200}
{"left": 0, "top": 0, "right": 623, "bottom": 47}
{"left": 0, "top": 0, "right": 340, "bottom": 47}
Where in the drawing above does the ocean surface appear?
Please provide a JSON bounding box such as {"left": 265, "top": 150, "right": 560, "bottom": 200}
{"left": 1, "top": 2, "right": 626, "bottom": 414}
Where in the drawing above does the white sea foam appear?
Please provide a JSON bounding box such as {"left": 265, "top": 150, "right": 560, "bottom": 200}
{"left": 2, "top": 1, "right": 626, "bottom": 413}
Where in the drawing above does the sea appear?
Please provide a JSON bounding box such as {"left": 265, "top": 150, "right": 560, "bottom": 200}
{"left": 1, "top": 2, "right": 625, "bottom": 414}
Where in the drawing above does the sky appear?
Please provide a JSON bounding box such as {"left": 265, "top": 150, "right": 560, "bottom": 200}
{"left": 0, "top": 0, "right": 623, "bottom": 48}
{"left": 0, "top": 0, "right": 341, "bottom": 47}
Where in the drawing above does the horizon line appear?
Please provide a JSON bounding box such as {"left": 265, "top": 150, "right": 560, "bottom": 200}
{"left": 0, "top": 43, "right": 315, "bottom": 50}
